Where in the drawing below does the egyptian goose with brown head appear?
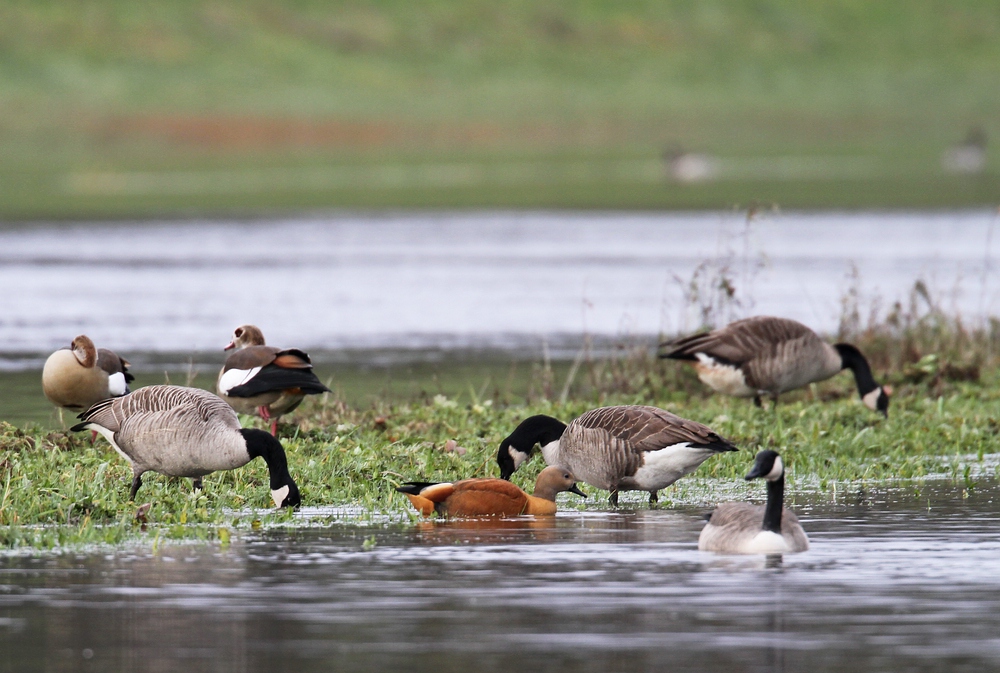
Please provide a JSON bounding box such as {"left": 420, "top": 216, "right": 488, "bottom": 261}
{"left": 42, "top": 335, "right": 133, "bottom": 412}
{"left": 217, "top": 325, "right": 330, "bottom": 435}
{"left": 397, "top": 465, "right": 586, "bottom": 517}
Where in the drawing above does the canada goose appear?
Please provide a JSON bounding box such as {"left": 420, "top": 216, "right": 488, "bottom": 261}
{"left": 71, "top": 385, "right": 300, "bottom": 508}
{"left": 698, "top": 450, "right": 808, "bottom": 554}
{"left": 396, "top": 465, "right": 585, "bottom": 517}
{"left": 217, "top": 325, "right": 330, "bottom": 435}
{"left": 42, "top": 335, "right": 134, "bottom": 411}
{"left": 497, "top": 405, "right": 738, "bottom": 505}
{"left": 660, "top": 316, "right": 891, "bottom": 416}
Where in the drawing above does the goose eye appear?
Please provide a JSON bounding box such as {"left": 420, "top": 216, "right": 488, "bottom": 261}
{"left": 235, "top": 328, "right": 243, "bottom": 337}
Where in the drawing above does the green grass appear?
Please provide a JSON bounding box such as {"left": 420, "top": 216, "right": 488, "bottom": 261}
{"left": 2, "top": 0, "right": 999, "bottom": 217}
{"left": 2, "top": 353, "right": 999, "bottom": 550}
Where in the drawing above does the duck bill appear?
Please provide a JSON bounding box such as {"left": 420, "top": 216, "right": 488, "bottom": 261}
{"left": 568, "top": 484, "right": 587, "bottom": 498}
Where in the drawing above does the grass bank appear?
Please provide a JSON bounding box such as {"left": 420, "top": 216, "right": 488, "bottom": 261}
{"left": 2, "top": 333, "right": 999, "bottom": 550}
{"left": 2, "top": 1, "right": 999, "bottom": 217}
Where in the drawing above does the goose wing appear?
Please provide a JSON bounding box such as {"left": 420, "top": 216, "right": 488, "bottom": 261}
{"left": 446, "top": 478, "right": 528, "bottom": 516}
{"left": 573, "top": 405, "right": 737, "bottom": 453}
{"left": 661, "top": 316, "right": 816, "bottom": 365}
{"left": 220, "top": 346, "right": 330, "bottom": 398}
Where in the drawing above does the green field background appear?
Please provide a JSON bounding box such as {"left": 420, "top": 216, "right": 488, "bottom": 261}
{"left": 1, "top": 0, "right": 999, "bottom": 218}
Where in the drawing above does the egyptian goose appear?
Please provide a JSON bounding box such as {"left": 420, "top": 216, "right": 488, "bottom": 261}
{"left": 42, "top": 335, "right": 133, "bottom": 411}
{"left": 217, "top": 325, "right": 330, "bottom": 435}
{"left": 698, "top": 450, "right": 809, "bottom": 554}
{"left": 71, "top": 385, "right": 300, "bottom": 507}
{"left": 497, "top": 405, "right": 737, "bottom": 505}
{"left": 660, "top": 316, "right": 891, "bottom": 416}
{"left": 397, "top": 465, "right": 585, "bottom": 517}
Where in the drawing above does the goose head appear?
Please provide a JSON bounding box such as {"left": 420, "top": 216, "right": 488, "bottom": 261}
{"left": 497, "top": 415, "right": 567, "bottom": 480}
{"left": 862, "top": 384, "right": 892, "bottom": 417}
{"left": 71, "top": 335, "right": 97, "bottom": 368}
{"left": 241, "top": 428, "right": 301, "bottom": 508}
{"left": 225, "top": 325, "right": 266, "bottom": 351}
{"left": 532, "top": 466, "right": 587, "bottom": 502}
{"left": 744, "top": 450, "right": 784, "bottom": 482}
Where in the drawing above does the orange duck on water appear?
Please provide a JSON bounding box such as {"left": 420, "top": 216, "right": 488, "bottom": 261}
{"left": 217, "top": 325, "right": 330, "bottom": 435}
{"left": 396, "top": 466, "right": 586, "bottom": 518}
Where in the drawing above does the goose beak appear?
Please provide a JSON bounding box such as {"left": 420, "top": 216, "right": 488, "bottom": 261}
{"left": 568, "top": 484, "right": 587, "bottom": 498}
{"left": 224, "top": 341, "right": 235, "bottom": 351}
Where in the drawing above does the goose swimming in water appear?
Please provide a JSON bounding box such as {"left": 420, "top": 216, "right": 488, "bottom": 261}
{"left": 698, "top": 449, "right": 809, "bottom": 554}
{"left": 217, "top": 324, "right": 330, "bottom": 435}
{"left": 660, "top": 316, "right": 891, "bottom": 416}
{"left": 397, "top": 465, "right": 585, "bottom": 517}
{"left": 497, "top": 405, "right": 737, "bottom": 505}
{"left": 72, "top": 385, "right": 300, "bottom": 508}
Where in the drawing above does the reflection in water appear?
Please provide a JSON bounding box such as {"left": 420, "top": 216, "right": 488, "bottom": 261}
{"left": 2, "top": 480, "right": 1000, "bottom": 672}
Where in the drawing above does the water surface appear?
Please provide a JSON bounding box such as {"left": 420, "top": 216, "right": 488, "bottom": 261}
{"left": 2, "top": 211, "right": 998, "bottom": 362}
{"left": 2, "top": 479, "right": 998, "bottom": 672}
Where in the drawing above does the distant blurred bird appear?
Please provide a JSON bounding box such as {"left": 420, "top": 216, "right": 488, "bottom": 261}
{"left": 217, "top": 325, "right": 330, "bottom": 435}
{"left": 396, "top": 465, "right": 585, "bottom": 517}
{"left": 942, "top": 127, "right": 987, "bottom": 175}
{"left": 660, "top": 316, "right": 891, "bottom": 416}
{"left": 42, "top": 335, "right": 133, "bottom": 424}
{"left": 663, "top": 145, "right": 719, "bottom": 183}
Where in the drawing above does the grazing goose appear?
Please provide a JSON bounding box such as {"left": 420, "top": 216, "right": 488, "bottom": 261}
{"left": 497, "top": 405, "right": 738, "bottom": 505}
{"left": 660, "top": 316, "right": 891, "bottom": 416}
{"left": 42, "top": 335, "right": 134, "bottom": 411}
{"left": 71, "top": 385, "right": 300, "bottom": 508}
{"left": 698, "top": 450, "right": 809, "bottom": 554}
{"left": 217, "top": 325, "right": 330, "bottom": 435}
{"left": 396, "top": 465, "right": 585, "bottom": 518}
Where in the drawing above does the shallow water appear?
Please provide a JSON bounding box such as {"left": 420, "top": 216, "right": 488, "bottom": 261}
{"left": 2, "top": 479, "right": 999, "bottom": 672}
{"left": 2, "top": 210, "right": 998, "bottom": 362}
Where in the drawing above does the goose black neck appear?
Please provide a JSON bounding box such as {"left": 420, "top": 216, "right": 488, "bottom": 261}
{"left": 509, "top": 415, "right": 567, "bottom": 452}
{"left": 242, "top": 428, "right": 296, "bottom": 491}
{"left": 835, "top": 343, "right": 879, "bottom": 397}
{"left": 762, "top": 474, "right": 784, "bottom": 534}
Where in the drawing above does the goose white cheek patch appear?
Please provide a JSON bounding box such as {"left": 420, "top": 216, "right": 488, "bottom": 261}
{"left": 509, "top": 447, "right": 529, "bottom": 470}
{"left": 219, "top": 367, "right": 263, "bottom": 394}
{"left": 107, "top": 372, "right": 128, "bottom": 396}
{"left": 862, "top": 388, "right": 882, "bottom": 410}
{"left": 272, "top": 485, "right": 290, "bottom": 508}
{"left": 766, "top": 456, "right": 784, "bottom": 481}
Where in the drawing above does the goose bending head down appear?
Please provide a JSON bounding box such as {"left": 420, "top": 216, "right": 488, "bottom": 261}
{"left": 659, "top": 316, "right": 891, "bottom": 416}
{"left": 497, "top": 405, "right": 738, "bottom": 506}
{"left": 71, "top": 385, "right": 300, "bottom": 508}
{"left": 217, "top": 324, "right": 330, "bottom": 435}
{"left": 396, "top": 466, "right": 586, "bottom": 518}
{"left": 42, "top": 335, "right": 134, "bottom": 411}
{"left": 698, "top": 450, "right": 809, "bottom": 555}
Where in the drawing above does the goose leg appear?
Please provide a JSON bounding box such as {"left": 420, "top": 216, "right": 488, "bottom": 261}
{"left": 649, "top": 490, "right": 658, "bottom": 505}
{"left": 609, "top": 490, "right": 619, "bottom": 507}
{"left": 753, "top": 395, "right": 763, "bottom": 408}
{"left": 129, "top": 473, "right": 143, "bottom": 501}
{"left": 192, "top": 477, "right": 203, "bottom": 491}
{"left": 270, "top": 419, "right": 278, "bottom": 436}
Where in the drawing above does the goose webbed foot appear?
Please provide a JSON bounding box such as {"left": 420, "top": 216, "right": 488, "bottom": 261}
{"left": 129, "top": 474, "right": 143, "bottom": 501}
{"left": 192, "top": 477, "right": 203, "bottom": 491}
{"left": 609, "top": 490, "right": 619, "bottom": 507}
